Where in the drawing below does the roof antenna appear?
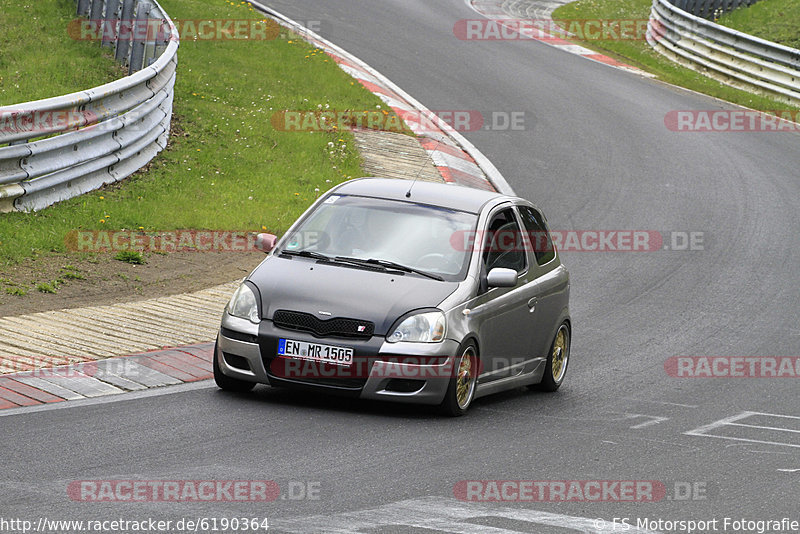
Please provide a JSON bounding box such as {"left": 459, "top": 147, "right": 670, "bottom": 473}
{"left": 406, "top": 140, "right": 440, "bottom": 198}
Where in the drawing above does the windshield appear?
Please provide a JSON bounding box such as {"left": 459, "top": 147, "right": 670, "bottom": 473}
{"left": 278, "top": 194, "right": 477, "bottom": 281}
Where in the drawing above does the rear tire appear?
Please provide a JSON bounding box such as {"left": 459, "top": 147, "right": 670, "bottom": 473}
{"left": 213, "top": 339, "right": 256, "bottom": 392}
{"left": 538, "top": 323, "right": 570, "bottom": 392}
{"left": 439, "top": 342, "right": 478, "bottom": 416}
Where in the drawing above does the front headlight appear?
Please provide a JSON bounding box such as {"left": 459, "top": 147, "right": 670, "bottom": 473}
{"left": 227, "top": 283, "right": 260, "bottom": 324}
{"left": 387, "top": 311, "right": 446, "bottom": 343}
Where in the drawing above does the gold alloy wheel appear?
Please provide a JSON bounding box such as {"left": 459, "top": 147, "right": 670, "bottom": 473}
{"left": 456, "top": 346, "right": 477, "bottom": 409}
{"left": 551, "top": 326, "right": 569, "bottom": 382}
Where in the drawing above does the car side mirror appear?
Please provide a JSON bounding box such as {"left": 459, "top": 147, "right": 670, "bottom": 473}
{"left": 487, "top": 267, "right": 517, "bottom": 288}
{"left": 255, "top": 233, "right": 278, "bottom": 253}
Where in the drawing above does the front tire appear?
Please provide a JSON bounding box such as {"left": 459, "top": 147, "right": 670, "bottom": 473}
{"left": 538, "top": 323, "right": 570, "bottom": 392}
{"left": 439, "top": 342, "right": 479, "bottom": 416}
{"left": 213, "top": 339, "right": 256, "bottom": 392}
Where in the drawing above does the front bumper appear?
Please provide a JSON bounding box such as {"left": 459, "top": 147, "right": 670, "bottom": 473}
{"left": 216, "top": 313, "right": 460, "bottom": 405}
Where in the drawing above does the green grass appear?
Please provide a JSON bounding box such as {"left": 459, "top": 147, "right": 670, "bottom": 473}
{"left": 0, "top": 0, "right": 125, "bottom": 105}
{"left": 0, "top": 0, "right": 388, "bottom": 265}
{"left": 60, "top": 265, "right": 85, "bottom": 279}
{"left": 551, "top": 0, "right": 800, "bottom": 113}
{"left": 114, "top": 251, "right": 146, "bottom": 265}
{"left": 5, "top": 286, "right": 27, "bottom": 296}
{"left": 2, "top": 277, "right": 29, "bottom": 296}
{"left": 35, "top": 281, "right": 60, "bottom": 294}
{"left": 717, "top": 0, "right": 800, "bottom": 50}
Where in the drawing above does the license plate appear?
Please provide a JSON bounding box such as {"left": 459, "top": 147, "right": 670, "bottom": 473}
{"left": 277, "top": 338, "right": 353, "bottom": 365}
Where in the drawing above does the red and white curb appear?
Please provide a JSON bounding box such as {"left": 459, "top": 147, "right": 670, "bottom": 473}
{"left": 0, "top": 343, "right": 213, "bottom": 411}
{"left": 468, "top": 0, "right": 651, "bottom": 77}
{"left": 249, "top": 0, "right": 516, "bottom": 195}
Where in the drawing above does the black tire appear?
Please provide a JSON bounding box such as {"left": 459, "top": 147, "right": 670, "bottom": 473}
{"left": 213, "top": 340, "right": 256, "bottom": 392}
{"left": 439, "top": 342, "right": 479, "bottom": 416}
{"left": 537, "top": 323, "right": 570, "bottom": 392}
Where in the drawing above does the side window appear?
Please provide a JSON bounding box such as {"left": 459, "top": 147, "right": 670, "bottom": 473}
{"left": 482, "top": 208, "right": 527, "bottom": 274}
{"left": 518, "top": 206, "right": 556, "bottom": 266}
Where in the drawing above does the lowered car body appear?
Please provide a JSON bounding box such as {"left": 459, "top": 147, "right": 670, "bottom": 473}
{"left": 214, "top": 178, "right": 570, "bottom": 415}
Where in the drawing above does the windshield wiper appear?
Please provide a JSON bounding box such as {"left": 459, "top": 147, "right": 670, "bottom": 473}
{"left": 280, "top": 249, "right": 332, "bottom": 261}
{"left": 334, "top": 256, "right": 444, "bottom": 281}
{"left": 282, "top": 251, "right": 444, "bottom": 281}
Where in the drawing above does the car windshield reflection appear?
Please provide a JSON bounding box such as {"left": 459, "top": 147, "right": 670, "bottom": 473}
{"left": 278, "top": 195, "right": 477, "bottom": 281}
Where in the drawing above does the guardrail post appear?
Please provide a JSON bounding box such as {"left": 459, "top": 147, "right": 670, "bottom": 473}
{"left": 77, "top": 0, "right": 90, "bottom": 17}
{"left": 143, "top": 12, "right": 159, "bottom": 67}
{"left": 102, "top": 0, "right": 123, "bottom": 48}
{"left": 89, "top": 0, "right": 104, "bottom": 28}
{"left": 154, "top": 17, "right": 171, "bottom": 60}
{"left": 115, "top": 0, "right": 136, "bottom": 64}
{"left": 129, "top": 0, "right": 152, "bottom": 74}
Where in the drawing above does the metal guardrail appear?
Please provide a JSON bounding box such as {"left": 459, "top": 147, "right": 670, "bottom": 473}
{"left": 0, "top": 0, "right": 179, "bottom": 212}
{"left": 647, "top": 0, "right": 800, "bottom": 107}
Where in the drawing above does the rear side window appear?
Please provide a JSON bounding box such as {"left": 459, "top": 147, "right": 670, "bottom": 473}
{"left": 482, "top": 208, "right": 527, "bottom": 274}
{"left": 518, "top": 206, "right": 556, "bottom": 266}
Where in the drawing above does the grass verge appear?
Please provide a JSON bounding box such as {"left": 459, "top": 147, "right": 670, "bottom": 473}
{"left": 0, "top": 0, "right": 390, "bottom": 266}
{"left": 717, "top": 0, "right": 800, "bottom": 50}
{"left": 0, "top": 0, "right": 125, "bottom": 105}
{"left": 551, "top": 0, "right": 800, "bottom": 113}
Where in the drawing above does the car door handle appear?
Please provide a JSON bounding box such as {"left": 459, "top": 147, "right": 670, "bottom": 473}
{"left": 527, "top": 297, "right": 538, "bottom": 312}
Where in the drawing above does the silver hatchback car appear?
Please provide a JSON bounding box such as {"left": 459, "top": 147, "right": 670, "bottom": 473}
{"left": 214, "top": 178, "right": 570, "bottom": 415}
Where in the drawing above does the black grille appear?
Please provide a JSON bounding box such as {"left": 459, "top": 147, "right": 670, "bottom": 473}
{"left": 272, "top": 310, "right": 374, "bottom": 339}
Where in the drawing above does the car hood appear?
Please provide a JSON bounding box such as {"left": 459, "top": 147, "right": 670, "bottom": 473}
{"left": 249, "top": 256, "right": 459, "bottom": 335}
